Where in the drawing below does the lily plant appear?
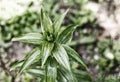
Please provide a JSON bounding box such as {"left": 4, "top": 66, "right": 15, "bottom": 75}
{"left": 12, "top": 8, "right": 87, "bottom": 82}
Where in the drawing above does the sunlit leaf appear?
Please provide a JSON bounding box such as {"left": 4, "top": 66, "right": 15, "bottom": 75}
{"left": 57, "top": 25, "right": 78, "bottom": 44}
{"left": 46, "top": 61, "right": 57, "bottom": 82}
{"left": 53, "top": 43, "right": 70, "bottom": 71}
{"left": 10, "top": 60, "right": 24, "bottom": 71}
{"left": 58, "top": 67, "right": 78, "bottom": 82}
{"left": 12, "top": 33, "right": 43, "bottom": 45}
{"left": 54, "top": 9, "right": 69, "bottom": 35}
{"left": 57, "top": 71, "right": 67, "bottom": 82}
{"left": 40, "top": 9, "right": 52, "bottom": 33}
{"left": 41, "top": 42, "right": 54, "bottom": 67}
{"left": 27, "top": 68, "right": 44, "bottom": 77}
{"left": 19, "top": 48, "right": 40, "bottom": 74}
{"left": 63, "top": 45, "right": 87, "bottom": 68}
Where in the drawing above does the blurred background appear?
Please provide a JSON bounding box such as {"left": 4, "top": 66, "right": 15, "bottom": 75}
{"left": 0, "top": 0, "right": 120, "bottom": 82}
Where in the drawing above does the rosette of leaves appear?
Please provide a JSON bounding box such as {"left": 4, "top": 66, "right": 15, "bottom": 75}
{"left": 11, "top": 9, "right": 87, "bottom": 82}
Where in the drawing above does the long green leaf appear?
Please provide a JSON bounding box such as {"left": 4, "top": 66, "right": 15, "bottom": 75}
{"left": 41, "top": 42, "right": 54, "bottom": 67}
{"left": 40, "top": 9, "right": 52, "bottom": 33}
{"left": 54, "top": 9, "right": 69, "bottom": 33}
{"left": 27, "top": 68, "right": 44, "bottom": 77}
{"left": 12, "top": 33, "right": 43, "bottom": 45}
{"left": 58, "top": 67, "right": 78, "bottom": 82}
{"left": 56, "top": 25, "right": 78, "bottom": 44}
{"left": 57, "top": 71, "right": 67, "bottom": 82}
{"left": 52, "top": 43, "right": 70, "bottom": 71}
{"left": 10, "top": 60, "right": 24, "bottom": 71}
{"left": 63, "top": 45, "right": 87, "bottom": 68}
{"left": 19, "top": 48, "right": 40, "bottom": 74}
{"left": 46, "top": 61, "right": 57, "bottom": 82}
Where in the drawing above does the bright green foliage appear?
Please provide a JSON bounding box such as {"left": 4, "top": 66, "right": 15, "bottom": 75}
{"left": 12, "top": 8, "right": 87, "bottom": 82}
{"left": 12, "top": 33, "right": 43, "bottom": 45}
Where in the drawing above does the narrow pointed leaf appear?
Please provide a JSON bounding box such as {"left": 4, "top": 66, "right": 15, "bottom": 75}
{"left": 12, "top": 33, "right": 43, "bottom": 45}
{"left": 56, "top": 25, "right": 78, "bottom": 44}
{"left": 27, "top": 68, "right": 44, "bottom": 77}
{"left": 53, "top": 43, "right": 70, "bottom": 71}
{"left": 46, "top": 62, "right": 57, "bottom": 82}
{"left": 54, "top": 9, "right": 69, "bottom": 32}
{"left": 41, "top": 42, "right": 54, "bottom": 67}
{"left": 53, "top": 9, "right": 69, "bottom": 36}
{"left": 63, "top": 45, "right": 87, "bottom": 68}
{"left": 57, "top": 71, "right": 67, "bottom": 82}
{"left": 40, "top": 9, "right": 52, "bottom": 33}
{"left": 10, "top": 60, "right": 24, "bottom": 71}
{"left": 19, "top": 48, "right": 40, "bottom": 74}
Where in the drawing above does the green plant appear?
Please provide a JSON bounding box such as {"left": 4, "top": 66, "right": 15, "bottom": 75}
{"left": 11, "top": 8, "right": 89, "bottom": 82}
{"left": 95, "top": 75, "right": 120, "bottom": 82}
{"left": 105, "top": 75, "right": 120, "bottom": 82}
{"left": 0, "top": 11, "right": 42, "bottom": 53}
